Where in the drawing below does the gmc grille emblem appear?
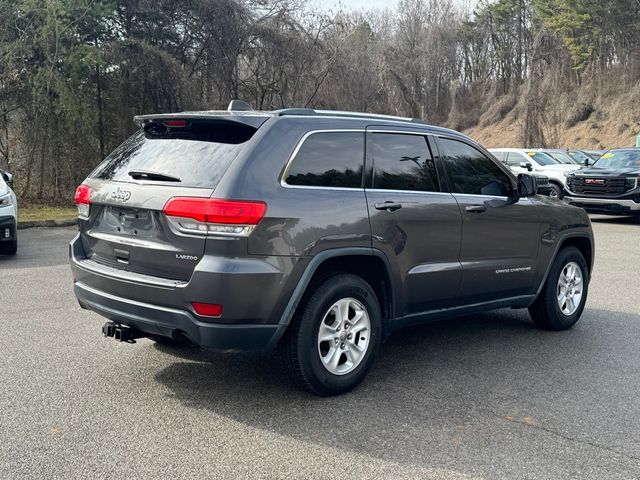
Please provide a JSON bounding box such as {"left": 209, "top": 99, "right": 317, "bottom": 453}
{"left": 584, "top": 178, "right": 605, "bottom": 185}
{"left": 112, "top": 188, "right": 131, "bottom": 202}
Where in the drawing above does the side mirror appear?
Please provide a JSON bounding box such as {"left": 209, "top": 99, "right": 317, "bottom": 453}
{"left": 583, "top": 159, "right": 590, "bottom": 166}
{"left": 519, "top": 161, "right": 533, "bottom": 171}
{"left": 517, "top": 173, "right": 537, "bottom": 197}
{"left": 2, "top": 171, "right": 12, "bottom": 187}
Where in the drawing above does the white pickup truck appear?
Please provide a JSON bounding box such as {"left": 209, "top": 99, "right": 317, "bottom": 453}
{"left": 489, "top": 148, "right": 581, "bottom": 199}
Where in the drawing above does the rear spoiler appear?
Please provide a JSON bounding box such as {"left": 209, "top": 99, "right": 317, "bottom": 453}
{"left": 134, "top": 112, "right": 271, "bottom": 129}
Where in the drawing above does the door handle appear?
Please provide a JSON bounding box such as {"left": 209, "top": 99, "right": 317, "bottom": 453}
{"left": 465, "top": 204, "right": 486, "bottom": 213}
{"left": 374, "top": 201, "right": 402, "bottom": 212}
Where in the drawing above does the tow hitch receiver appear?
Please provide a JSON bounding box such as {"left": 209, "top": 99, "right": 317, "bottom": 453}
{"left": 102, "top": 322, "right": 142, "bottom": 343}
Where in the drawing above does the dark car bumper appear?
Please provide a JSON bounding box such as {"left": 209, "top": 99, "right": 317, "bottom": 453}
{"left": 69, "top": 233, "right": 297, "bottom": 350}
{"left": 74, "top": 282, "right": 281, "bottom": 350}
{"left": 0, "top": 215, "right": 16, "bottom": 241}
{"left": 564, "top": 196, "right": 640, "bottom": 215}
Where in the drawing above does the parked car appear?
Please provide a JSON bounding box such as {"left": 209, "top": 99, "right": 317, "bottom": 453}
{"left": 565, "top": 148, "right": 640, "bottom": 221}
{"left": 0, "top": 170, "right": 17, "bottom": 256}
{"left": 581, "top": 149, "right": 606, "bottom": 161}
{"left": 567, "top": 150, "right": 596, "bottom": 166}
{"left": 489, "top": 148, "right": 581, "bottom": 198}
{"left": 70, "top": 102, "right": 594, "bottom": 395}
{"left": 533, "top": 174, "right": 552, "bottom": 196}
{"left": 540, "top": 149, "right": 581, "bottom": 165}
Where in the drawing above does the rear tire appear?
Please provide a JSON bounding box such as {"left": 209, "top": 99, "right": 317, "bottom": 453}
{"left": 0, "top": 239, "right": 17, "bottom": 256}
{"left": 529, "top": 246, "right": 588, "bottom": 330}
{"left": 282, "top": 273, "right": 382, "bottom": 396}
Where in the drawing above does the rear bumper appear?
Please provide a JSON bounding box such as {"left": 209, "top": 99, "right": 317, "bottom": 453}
{"left": 0, "top": 215, "right": 16, "bottom": 241}
{"left": 74, "top": 282, "right": 280, "bottom": 350}
{"left": 564, "top": 196, "right": 640, "bottom": 214}
{"left": 69, "top": 233, "right": 300, "bottom": 350}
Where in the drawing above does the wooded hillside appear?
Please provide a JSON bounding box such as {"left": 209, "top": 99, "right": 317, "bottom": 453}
{"left": 1, "top": 0, "right": 639, "bottom": 202}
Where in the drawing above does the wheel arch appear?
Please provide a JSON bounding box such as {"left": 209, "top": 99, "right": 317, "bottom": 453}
{"left": 269, "top": 248, "right": 395, "bottom": 348}
{"left": 535, "top": 233, "right": 594, "bottom": 297}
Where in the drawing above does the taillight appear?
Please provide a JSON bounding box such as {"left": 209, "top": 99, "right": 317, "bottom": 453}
{"left": 162, "top": 197, "right": 267, "bottom": 236}
{"left": 192, "top": 302, "right": 223, "bottom": 318}
{"left": 163, "top": 119, "right": 187, "bottom": 128}
{"left": 74, "top": 184, "right": 91, "bottom": 218}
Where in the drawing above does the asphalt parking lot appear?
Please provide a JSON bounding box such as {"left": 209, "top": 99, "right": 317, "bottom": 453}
{"left": 1, "top": 217, "right": 640, "bottom": 479}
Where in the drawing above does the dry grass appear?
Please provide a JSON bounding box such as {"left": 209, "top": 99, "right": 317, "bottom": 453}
{"left": 19, "top": 205, "right": 77, "bottom": 222}
{"left": 465, "top": 84, "right": 640, "bottom": 149}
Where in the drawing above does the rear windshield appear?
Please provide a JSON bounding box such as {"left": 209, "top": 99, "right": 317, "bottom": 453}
{"left": 91, "top": 120, "right": 256, "bottom": 188}
{"left": 593, "top": 149, "right": 640, "bottom": 169}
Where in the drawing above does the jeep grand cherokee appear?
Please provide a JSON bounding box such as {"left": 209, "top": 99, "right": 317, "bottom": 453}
{"left": 70, "top": 101, "right": 594, "bottom": 395}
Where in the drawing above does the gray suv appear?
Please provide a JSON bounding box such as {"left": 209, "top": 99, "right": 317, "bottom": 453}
{"left": 70, "top": 102, "right": 594, "bottom": 395}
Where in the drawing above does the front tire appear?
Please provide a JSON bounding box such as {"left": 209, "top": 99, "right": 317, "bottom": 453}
{"left": 529, "top": 246, "right": 589, "bottom": 330}
{"left": 282, "top": 273, "right": 382, "bottom": 396}
{"left": 548, "top": 183, "right": 563, "bottom": 199}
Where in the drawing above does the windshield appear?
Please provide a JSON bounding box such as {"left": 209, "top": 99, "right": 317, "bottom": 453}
{"left": 592, "top": 150, "right": 640, "bottom": 169}
{"left": 525, "top": 151, "right": 558, "bottom": 166}
{"left": 548, "top": 151, "right": 578, "bottom": 165}
{"left": 568, "top": 150, "right": 591, "bottom": 164}
{"left": 91, "top": 121, "right": 256, "bottom": 188}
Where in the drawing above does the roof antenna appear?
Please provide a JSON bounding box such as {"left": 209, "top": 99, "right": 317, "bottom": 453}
{"left": 227, "top": 100, "right": 254, "bottom": 112}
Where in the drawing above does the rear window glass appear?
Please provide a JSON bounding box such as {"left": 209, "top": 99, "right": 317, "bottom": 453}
{"left": 91, "top": 121, "right": 256, "bottom": 188}
{"left": 284, "top": 132, "right": 364, "bottom": 188}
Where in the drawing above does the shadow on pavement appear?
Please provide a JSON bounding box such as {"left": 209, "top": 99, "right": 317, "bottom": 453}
{"left": 152, "top": 307, "right": 638, "bottom": 474}
{"left": 589, "top": 215, "right": 638, "bottom": 225}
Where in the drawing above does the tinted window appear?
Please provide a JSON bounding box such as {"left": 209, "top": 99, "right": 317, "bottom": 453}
{"left": 285, "top": 132, "right": 364, "bottom": 188}
{"left": 92, "top": 121, "right": 256, "bottom": 188}
{"left": 440, "top": 138, "right": 513, "bottom": 196}
{"left": 371, "top": 133, "right": 439, "bottom": 192}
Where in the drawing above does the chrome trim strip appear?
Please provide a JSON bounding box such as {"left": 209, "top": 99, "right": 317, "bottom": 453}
{"left": 564, "top": 197, "right": 640, "bottom": 210}
{"left": 453, "top": 193, "right": 510, "bottom": 200}
{"left": 74, "top": 257, "right": 186, "bottom": 288}
{"left": 87, "top": 231, "right": 179, "bottom": 251}
{"left": 365, "top": 188, "right": 451, "bottom": 196}
{"left": 408, "top": 261, "right": 462, "bottom": 275}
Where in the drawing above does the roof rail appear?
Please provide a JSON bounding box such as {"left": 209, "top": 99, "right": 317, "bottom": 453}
{"left": 227, "top": 100, "right": 254, "bottom": 112}
{"left": 276, "top": 108, "right": 427, "bottom": 125}
{"left": 274, "top": 108, "right": 316, "bottom": 116}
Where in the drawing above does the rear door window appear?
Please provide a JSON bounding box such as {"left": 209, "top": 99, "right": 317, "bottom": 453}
{"left": 371, "top": 133, "right": 440, "bottom": 192}
{"left": 284, "top": 132, "right": 364, "bottom": 188}
{"left": 91, "top": 120, "right": 256, "bottom": 188}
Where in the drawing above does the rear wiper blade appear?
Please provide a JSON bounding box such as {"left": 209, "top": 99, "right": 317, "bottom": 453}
{"left": 128, "top": 170, "right": 181, "bottom": 182}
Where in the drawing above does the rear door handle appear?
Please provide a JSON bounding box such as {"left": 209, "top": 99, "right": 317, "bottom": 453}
{"left": 465, "top": 205, "right": 486, "bottom": 213}
{"left": 374, "top": 202, "right": 402, "bottom": 212}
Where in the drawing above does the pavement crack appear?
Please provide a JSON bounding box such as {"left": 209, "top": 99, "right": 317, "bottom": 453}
{"left": 502, "top": 415, "right": 640, "bottom": 463}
